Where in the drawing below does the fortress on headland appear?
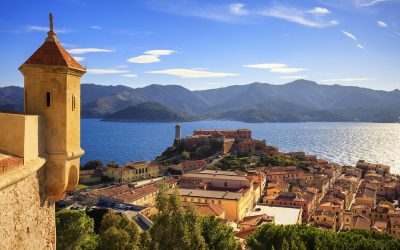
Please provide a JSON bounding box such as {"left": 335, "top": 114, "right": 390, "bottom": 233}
{"left": 0, "top": 14, "right": 84, "bottom": 249}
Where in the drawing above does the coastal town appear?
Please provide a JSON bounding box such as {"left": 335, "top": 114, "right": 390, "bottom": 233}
{"left": 64, "top": 125, "right": 400, "bottom": 239}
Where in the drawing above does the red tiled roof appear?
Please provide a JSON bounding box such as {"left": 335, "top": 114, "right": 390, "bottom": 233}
{"left": 22, "top": 40, "right": 84, "bottom": 70}
{"left": 0, "top": 155, "right": 23, "bottom": 174}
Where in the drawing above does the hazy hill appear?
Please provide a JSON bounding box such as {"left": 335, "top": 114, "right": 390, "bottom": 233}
{"left": 103, "top": 102, "right": 199, "bottom": 122}
{"left": 1, "top": 80, "right": 399, "bottom": 122}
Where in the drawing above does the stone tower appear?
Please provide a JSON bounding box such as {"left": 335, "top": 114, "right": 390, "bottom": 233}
{"left": 19, "top": 13, "right": 86, "bottom": 201}
{"left": 175, "top": 123, "right": 181, "bottom": 140}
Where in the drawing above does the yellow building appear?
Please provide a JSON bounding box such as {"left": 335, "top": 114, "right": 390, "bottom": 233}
{"left": 0, "top": 14, "right": 84, "bottom": 249}
{"left": 105, "top": 161, "right": 159, "bottom": 182}
{"left": 176, "top": 170, "right": 264, "bottom": 221}
{"left": 313, "top": 210, "right": 337, "bottom": 231}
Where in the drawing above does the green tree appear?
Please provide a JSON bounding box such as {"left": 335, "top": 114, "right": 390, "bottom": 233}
{"left": 281, "top": 239, "right": 289, "bottom": 250}
{"left": 149, "top": 187, "right": 206, "bottom": 250}
{"left": 98, "top": 227, "right": 130, "bottom": 250}
{"left": 98, "top": 211, "right": 141, "bottom": 249}
{"left": 181, "top": 151, "right": 191, "bottom": 160}
{"left": 56, "top": 210, "right": 98, "bottom": 250}
{"left": 200, "top": 216, "right": 240, "bottom": 250}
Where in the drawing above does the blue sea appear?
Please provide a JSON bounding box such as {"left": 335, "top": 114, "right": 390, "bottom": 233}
{"left": 81, "top": 119, "right": 400, "bottom": 174}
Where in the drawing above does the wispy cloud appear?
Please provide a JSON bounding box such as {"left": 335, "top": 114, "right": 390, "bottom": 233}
{"left": 271, "top": 68, "right": 307, "bottom": 73}
{"left": 73, "top": 56, "right": 85, "bottom": 62}
{"left": 87, "top": 67, "right": 130, "bottom": 74}
{"left": 146, "top": 0, "right": 244, "bottom": 23}
{"left": 244, "top": 63, "right": 287, "bottom": 69}
{"left": 377, "top": 20, "right": 388, "bottom": 28}
{"left": 147, "top": 68, "right": 238, "bottom": 78}
{"left": 114, "top": 30, "right": 153, "bottom": 37}
{"left": 120, "top": 74, "right": 137, "bottom": 78}
{"left": 145, "top": 50, "right": 175, "bottom": 56}
{"left": 260, "top": 5, "right": 338, "bottom": 28}
{"left": 26, "top": 25, "right": 69, "bottom": 33}
{"left": 68, "top": 48, "right": 114, "bottom": 54}
{"left": 229, "top": 3, "right": 248, "bottom": 16}
{"left": 280, "top": 75, "right": 308, "bottom": 79}
{"left": 357, "top": 44, "right": 365, "bottom": 49}
{"left": 244, "top": 63, "right": 308, "bottom": 74}
{"left": 128, "top": 55, "right": 160, "bottom": 63}
{"left": 355, "top": 0, "right": 388, "bottom": 7}
{"left": 127, "top": 50, "right": 176, "bottom": 64}
{"left": 90, "top": 25, "right": 102, "bottom": 30}
{"left": 308, "top": 7, "right": 331, "bottom": 15}
{"left": 322, "top": 77, "right": 373, "bottom": 82}
{"left": 342, "top": 31, "right": 357, "bottom": 41}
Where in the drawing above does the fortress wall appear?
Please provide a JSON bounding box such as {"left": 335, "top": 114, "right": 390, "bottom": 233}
{"left": 0, "top": 167, "right": 55, "bottom": 250}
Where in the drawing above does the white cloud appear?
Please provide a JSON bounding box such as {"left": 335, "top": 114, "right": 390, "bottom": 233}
{"left": 127, "top": 55, "right": 160, "bottom": 63}
{"left": 26, "top": 25, "right": 69, "bottom": 33}
{"left": 91, "top": 25, "right": 102, "bottom": 30}
{"left": 308, "top": 7, "right": 331, "bottom": 15}
{"left": 73, "top": 56, "right": 85, "bottom": 62}
{"left": 355, "top": 0, "right": 388, "bottom": 7}
{"left": 147, "top": 68, "right": 238, "bottom": 78}
{"left": 229, "top": 3, "right": 248, "bottom": 16}
{"left": 144, "top": 50, "right": 176, "bottom": 56}
{"left": 244, "top": 63, "right": 287, "bottom": 69}
{"left": 87, "top": 68, "right": 130, "bottom": 74}
{"left": 322, "top": 78, "right": 373, "bottom": 82}
{"left": 68, "top": 48, "right": 114, "bottom": 54}
{"left": 120, "top": 74, "right": 137, "bottom": 78}
{"left": 342, "top": 31, "right": 357, "bottom": 41}
{"left": 244, "top": 63, "right": 307, "bottom": 74}
{"left": 127, "top": 49, "right": 175, "bottom": 63}
{"left": 271, "top": 67, "right": 308, "bottom": 73}
{"left": 280, "top": 75, "right": 308, "bottom": 79}
{"left": 260, "top": 5, "right": 338, "bottom": 28}
{"left": 377, "top": 21, "right": 388, "bottom": 28}
{"left": 357, "top": 44, "right": 365, "bottom": 49}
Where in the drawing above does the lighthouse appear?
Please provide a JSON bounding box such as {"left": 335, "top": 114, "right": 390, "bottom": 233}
{"left": 175, "top": 123, "right": 181, "bottom": 140}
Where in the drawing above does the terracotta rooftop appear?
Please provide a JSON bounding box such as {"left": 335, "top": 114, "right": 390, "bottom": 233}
{"left": 22, "top": 40, "right": 84, "bottom": 70}
{"left": 190, "top": 204, "right": 225, "bottom": 217}
{"left": 0, "top": 152, "right": 23, "bottom": 174}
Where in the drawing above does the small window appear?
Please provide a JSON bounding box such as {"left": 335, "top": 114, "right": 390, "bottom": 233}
{"left": 72, "top": 95, "right": 76, "bottom": 111}
{"left": 45, "top": 91, "right": 51, "bottom": 108}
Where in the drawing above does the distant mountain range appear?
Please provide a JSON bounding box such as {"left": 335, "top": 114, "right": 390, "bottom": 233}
{"left": 1, "top": 80, "right": 400, "bottom": 123}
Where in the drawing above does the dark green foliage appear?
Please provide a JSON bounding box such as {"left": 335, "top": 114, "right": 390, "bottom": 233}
{"left": 262, "top": 154, "right": 299, "bottom": 167}
{"left": 56, "top": 210, "right": 98, "bottom": 250}
{"left": 86, "top": 208, "right": 109, "bottom": 233}
{"left": 218, "top": 155, "right": 253, "bottom": 170}
{"left": 149, "top": 188, "right": 206, "bottom": 250}
{"left": 200, "top": 216, "right": 240, "bottom": 250}
{"left": 82, "top": 160, "right": 104, "bottom": 170}
{"left": 98, "top": 211, "right": 141, "bottom": 250}
{"left": 246, "top": 223, "right": 400, "bottom": 250}
{"left": 103, "top": 102, "right": 199, "bottom": 122}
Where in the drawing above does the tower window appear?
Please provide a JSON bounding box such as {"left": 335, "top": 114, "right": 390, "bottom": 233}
{"left": 45, "top": 91, "right": 52, "bottom": 108}
{"left": 72, "top": 95, "right": 76, "bottom": 111}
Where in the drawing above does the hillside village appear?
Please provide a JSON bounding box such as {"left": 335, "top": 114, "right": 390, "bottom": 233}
{"left": 68, "top": 126, "right": 400, "bottom": 239}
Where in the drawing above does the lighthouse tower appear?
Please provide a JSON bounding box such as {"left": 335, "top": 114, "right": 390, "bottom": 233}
{"left": 175, "top": 123, "right": 181, "bottom": 141}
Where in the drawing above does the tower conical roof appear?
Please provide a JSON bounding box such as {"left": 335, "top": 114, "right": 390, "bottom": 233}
{"left": 20, "top": 13, "right": 84, "bottom": 71}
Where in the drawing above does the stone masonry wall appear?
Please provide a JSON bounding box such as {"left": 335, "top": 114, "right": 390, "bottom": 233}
{"left": 0, "top": 167, "right": 55, "bottom": 250}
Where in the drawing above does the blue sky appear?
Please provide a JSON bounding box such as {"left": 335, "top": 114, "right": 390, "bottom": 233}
{"left": 0, "top": 0, "right": 399, "bottom": 90}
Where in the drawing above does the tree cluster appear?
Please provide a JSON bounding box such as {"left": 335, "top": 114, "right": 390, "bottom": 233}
{"left": 56, "top": 187, "right": 239, "bottom": 250}
{"left": 246, "top": 223, "right": 400, "bottom": 250}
